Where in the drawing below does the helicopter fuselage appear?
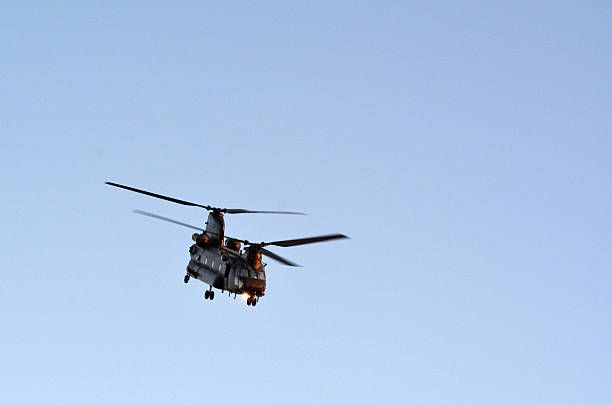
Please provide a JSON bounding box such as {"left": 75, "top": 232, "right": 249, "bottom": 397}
{"left": 186, "top": 243, "right": 266, "bottom": 298}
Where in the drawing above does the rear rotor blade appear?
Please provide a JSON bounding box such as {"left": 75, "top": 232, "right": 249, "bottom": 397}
{"left": 221, "top": 247, "right": 243, "bottom": 258}
{"left": 133, "top": 210, "right": 204, "bottom": 231}
{"left": 264, "top": 233, "right": 349, "bottom": 248}
{"left": 223, "top": 208, "right": 306, "bottom": 215}
{"left": 106, "top": 182, "right": 210, "bottom": 209}
{"left": 106, "top": 182, "right": 305, "bottom": 215}
{"left": 261, "top": 248, "right": 300, "bottom": 267}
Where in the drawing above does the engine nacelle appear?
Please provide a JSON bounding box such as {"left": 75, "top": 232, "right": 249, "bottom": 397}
{"left": 225, "top": 238, "right": 241, "bottom": 252}
{"left": 192, "top": 233, "right": 210, "bottom": 247}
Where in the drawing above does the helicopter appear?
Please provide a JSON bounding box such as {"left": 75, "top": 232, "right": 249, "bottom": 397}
{"left": 105, "top": 182, "right": 348, "bottom": 307}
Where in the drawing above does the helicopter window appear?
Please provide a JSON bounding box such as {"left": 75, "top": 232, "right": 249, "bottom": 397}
{"left": 204, "top": 257, "right": 207, "bottom": 264}
{"left": 241, "top": 269, "right": 248, "bottom": 278}
{"left": 258, "top": 272, "right": 265, "bottom": 280}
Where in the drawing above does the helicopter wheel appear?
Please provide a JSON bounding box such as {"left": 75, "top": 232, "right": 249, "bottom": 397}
{"left": 204, "top": 290, "right": 210, "bottom": 300}
{"left": 252, "top": 298, "right": 257, "bottom": 307}
{"left": 209, "top": 290, "right": 215, "bottom": 300}
{"left": 184, "top": 274, "right": 190, "bottom": 284}
{"left": 246, "top": 297, "right": 252, "bottom": 306}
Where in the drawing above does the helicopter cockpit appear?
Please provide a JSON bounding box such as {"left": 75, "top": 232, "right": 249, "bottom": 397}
{"left": 240, "top": 265, "right": 266, "bottom": 297}
{"left": 242, "top": 250, "right": 266, "bottom": 293}
{"left": 240, "top": 268, "right": 266, "bottom": 281}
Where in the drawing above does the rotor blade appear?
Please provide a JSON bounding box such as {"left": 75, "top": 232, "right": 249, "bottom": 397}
{"left": 264, "top": 233, "right": 349, "bottom": 248}
{"left": 221, "top": 247, "right": 243, "bottom": 258}
{"left": 223, "top": 208, "right": 306, "bottom": 215}
{"left": 106, "top": 182, "right": 305, "bottom": 215}
{"left": 133, "top": 210, "right": 204, "bottom": 231}
{"left": 106, "top": 182, "right": 210, "bottom": 209}
{"left": 261, "top": 248, "right": 300, "bottom": 267}
{"left": 224, "top": 236, "right": 246, "bottom": 243}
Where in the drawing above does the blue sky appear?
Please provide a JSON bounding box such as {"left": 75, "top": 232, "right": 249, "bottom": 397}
{"left": 1, "top": 1, "right": 610, "bottom": 404}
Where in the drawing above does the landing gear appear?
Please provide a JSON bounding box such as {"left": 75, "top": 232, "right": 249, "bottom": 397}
{"left": 204, "top": 289, "right": 215, "bottom": 300}
{"left": 184, "top": 274, "right": 190, "bottom": 284}
{"left": 205, "top": 290, "right": 210, "bottom": 299}
{"left": 246, "top": 296, "right": 257, "bottom": 307}
{"left": 210, "top": 290, "right": 215, "bottom": 300}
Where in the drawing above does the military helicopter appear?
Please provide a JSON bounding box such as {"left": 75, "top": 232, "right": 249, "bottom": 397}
{"left": 105, "top": 182, "right": 348, "bottom": 307}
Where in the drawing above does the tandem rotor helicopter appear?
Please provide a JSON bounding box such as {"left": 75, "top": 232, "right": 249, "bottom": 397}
{"left": 106, "top": 182, "right": 348, "bottom": 307}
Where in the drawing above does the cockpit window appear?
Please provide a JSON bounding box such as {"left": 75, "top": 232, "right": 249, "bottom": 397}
{"left": 258, "top": 272, "right": 265, "bottom": 280}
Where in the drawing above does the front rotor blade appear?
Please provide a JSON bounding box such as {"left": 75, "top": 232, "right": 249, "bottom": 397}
{"left": 221, "top": 239, "right": 300, "bottom": 266}
{"left": 133, "top": 210, "right": 204, "bottom": 231}
{"left": 106, "top": 182, "right": 210, "bottom": 209}
{"left": 261, "top": 248, "right": 300, "bottom": 267}
{"left": 265, "top": 233, "right": 349, "bottom": 247}
{"left": 223, "top": 208, "right": 306, "bottom": 215}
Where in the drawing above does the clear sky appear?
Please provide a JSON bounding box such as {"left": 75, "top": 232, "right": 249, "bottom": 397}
{"left": 1, "top": 1, "right": 610, "bottom": 404}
